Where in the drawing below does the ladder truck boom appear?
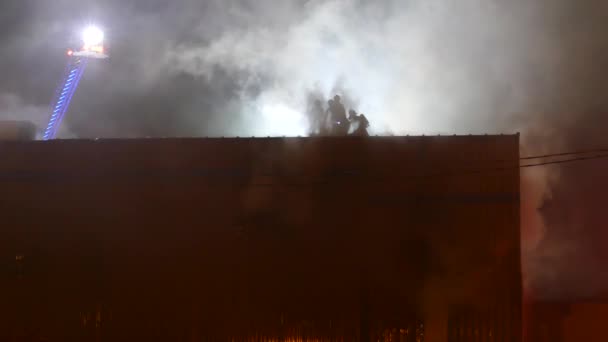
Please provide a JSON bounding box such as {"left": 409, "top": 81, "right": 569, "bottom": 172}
{"left": 42, "top": 25, "right": 108, "bottom": 140}
{"left": 43, "top": 57, "right": 88, "bottom": 140}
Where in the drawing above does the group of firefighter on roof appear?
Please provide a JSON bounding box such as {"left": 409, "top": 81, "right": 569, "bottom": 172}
{"left": 309, "top": 95, "right": 370, "bottom": 137}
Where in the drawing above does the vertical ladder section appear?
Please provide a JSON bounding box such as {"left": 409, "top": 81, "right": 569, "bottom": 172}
{"left": 43, "top": 57, "right": 88, "bottom": 140}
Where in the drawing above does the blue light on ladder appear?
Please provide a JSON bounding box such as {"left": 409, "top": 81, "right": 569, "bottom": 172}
{"left": 43, "top": 57, "right": 88, "bottom": 140}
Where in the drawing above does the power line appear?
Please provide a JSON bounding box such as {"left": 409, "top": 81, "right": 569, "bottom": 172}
{"left": 520, "top": 153, "right": 608, "bottom": 168}
{"left": 291, "top": 153, "right": 608, "bottom": 184}
{"left": 431, "top": 154, "right": 608, "bottom": 177}
{"left": 358, "top": 153, "right": 608, "bottom": 181}
{"left": 521, "top": 148, "right": 608, "bottom": 160}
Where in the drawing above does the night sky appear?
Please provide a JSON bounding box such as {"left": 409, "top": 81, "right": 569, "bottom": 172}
{"left": 1, "top": 0, "right": 608, "bottom": 300}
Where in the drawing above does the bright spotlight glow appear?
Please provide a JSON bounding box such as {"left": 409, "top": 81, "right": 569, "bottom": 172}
{"left": 260, "top": 103, "right": 307, "bottom": 137}
{"left": 82, "top": 26, "right": 104, "bottom": 46}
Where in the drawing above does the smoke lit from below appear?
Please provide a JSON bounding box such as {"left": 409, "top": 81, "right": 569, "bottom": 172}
{"left": 258, "top": 103, "right": 308, "bottom": 137}
{"left": 165, "top": 0, "right": 541, "bottom": 138}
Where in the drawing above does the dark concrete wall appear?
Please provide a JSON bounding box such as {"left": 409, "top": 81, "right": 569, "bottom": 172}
{"left": 0, "top": 136, "right": 521, "bottom": 341}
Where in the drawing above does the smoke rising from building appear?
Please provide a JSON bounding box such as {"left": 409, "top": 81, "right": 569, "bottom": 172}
{"left": 1, "top": 0, "right": 608, "bottom": 300}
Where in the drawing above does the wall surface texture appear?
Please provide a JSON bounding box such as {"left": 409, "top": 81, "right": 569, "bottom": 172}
{"left": 0, "top": 136, "right": 521, "bottom": 341}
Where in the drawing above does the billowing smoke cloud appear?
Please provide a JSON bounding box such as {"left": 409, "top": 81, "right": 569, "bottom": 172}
{"left": 165, "top": 0, "right": 544, "bottom": 136}
{"left": 2, "top": 0, "right": 608, "bottom": 301}
{"left": 0, "top": 0, "right": 560, "bottom": 137}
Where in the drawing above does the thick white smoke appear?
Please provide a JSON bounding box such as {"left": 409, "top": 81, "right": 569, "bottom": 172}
{"left": 164, "top": 0, "right": 550, "bottom": 136}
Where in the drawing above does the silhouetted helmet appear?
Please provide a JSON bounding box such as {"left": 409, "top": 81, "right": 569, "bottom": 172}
{"left": 333, "top": 95, "right": 341, "bottom": 102}
{"left": 360, "top": 114, "right": 370, "bottom": 127}
{"left": 348, "top": 110, "right": 357, "bottom": 119}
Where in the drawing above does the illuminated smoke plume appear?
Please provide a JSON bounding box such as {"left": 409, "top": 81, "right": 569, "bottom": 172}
{"left": 165, "top": 0, "right": 543, "bottom": 137}
{"left": 3, "top": 0, "right": 566, "bottom": 138}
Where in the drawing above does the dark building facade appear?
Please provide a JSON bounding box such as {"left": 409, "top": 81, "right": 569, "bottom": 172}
{"left": 0, "top": 136, "right": 521, "bottom": 341}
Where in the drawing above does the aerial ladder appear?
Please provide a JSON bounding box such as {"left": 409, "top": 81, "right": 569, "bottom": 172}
{"left": 43, "top": 26, "right": 108, "bottom": 140}
{"left": 42, "top": 57, "right": 88, "bottom": 140}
